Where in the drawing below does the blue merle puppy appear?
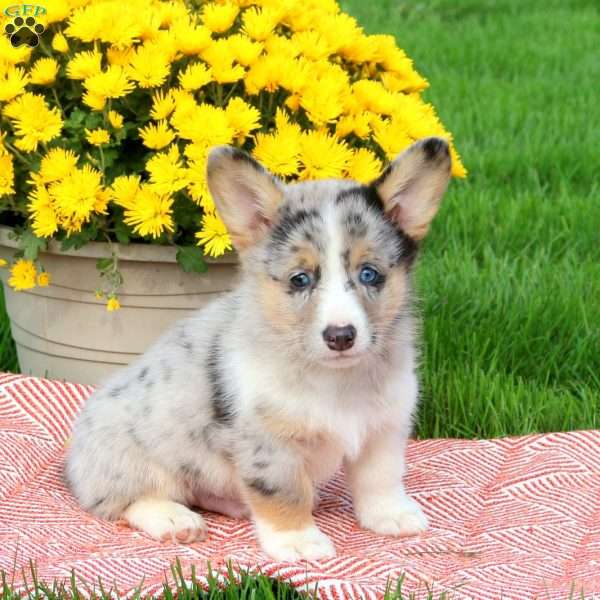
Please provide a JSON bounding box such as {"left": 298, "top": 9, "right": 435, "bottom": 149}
{"left": 66, "top": 137, "right": 452, "bottom": 560}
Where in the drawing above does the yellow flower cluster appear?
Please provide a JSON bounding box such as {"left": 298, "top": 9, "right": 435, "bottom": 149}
{"left": 0, "top": 0, "right": 466, "bottom": 300}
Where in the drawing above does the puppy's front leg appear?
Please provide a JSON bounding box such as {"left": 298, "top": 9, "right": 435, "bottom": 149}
{"left": 238, "top": 438, "right": 335, "bottom": 560}
{"left": 345, "top": 426, "right": 428, "bottom": 537}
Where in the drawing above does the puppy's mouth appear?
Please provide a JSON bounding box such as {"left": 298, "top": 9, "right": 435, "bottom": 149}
{"left": 320, "top": 351, "right": 365, "bottom": 369}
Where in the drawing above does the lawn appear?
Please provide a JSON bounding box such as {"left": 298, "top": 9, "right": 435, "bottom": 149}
{"left": 0, "top": 0, "right": 598, "bottom": 596}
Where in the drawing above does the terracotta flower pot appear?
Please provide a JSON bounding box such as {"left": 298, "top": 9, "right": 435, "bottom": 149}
{"left": 0, "top": 226, "right": 238, "bottom": 385}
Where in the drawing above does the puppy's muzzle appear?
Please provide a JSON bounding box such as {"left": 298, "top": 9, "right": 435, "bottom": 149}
{"left": 322, "top": 325, "right": 356, "bottom": 352}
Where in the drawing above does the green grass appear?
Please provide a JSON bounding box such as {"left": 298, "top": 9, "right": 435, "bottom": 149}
{"left": 1, "top": 560, "right": 457, "bottom": 600}
{"left": 341, "top": 0, "right": 600, "bottom": 439}
{"left": 0, "top": 1, "right": 598, "bottom": 597}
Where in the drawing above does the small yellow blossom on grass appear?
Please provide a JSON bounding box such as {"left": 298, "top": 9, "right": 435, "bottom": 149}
{"left": 108, "top": 111, "right": 124, "bottom": 129}
{"left": 196, "top": 213, "right": 233, "bottom": 258}
{"left": 106, "top": 296, "right": 121, "bottom": 311}
{"left": 29, "top": 58, "right": 59, "bottom": 86}
{"left": 0, "top": 259, "right": 7, "bottom": 267}
{"left": 85, "top": 128, "right": 110, "bottom": 146}
{"left": 37, "top": 272, "right": 50, "bottom": 287}
{"left": 8, "top": 259, "right": 37, "bottom": 291}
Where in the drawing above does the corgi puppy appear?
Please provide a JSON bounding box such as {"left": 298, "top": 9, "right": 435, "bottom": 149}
{"left": 66, "top": 137, "right": 452, "bottom": 560}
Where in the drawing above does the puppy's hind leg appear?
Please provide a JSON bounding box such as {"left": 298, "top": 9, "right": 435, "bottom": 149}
{"left": 123, "top": 498, "right": 207, "bottom": 544}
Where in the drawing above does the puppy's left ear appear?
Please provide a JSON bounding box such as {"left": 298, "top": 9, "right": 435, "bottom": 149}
{"left": 373, "top": 137, "right": 452, "bottom": 240}
{"left": 207, "top": 146, "right": 284, "bottom": 250}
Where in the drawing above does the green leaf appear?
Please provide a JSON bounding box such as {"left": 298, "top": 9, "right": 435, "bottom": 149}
{"left": 114, "top": 220, "right": 131, "bottom": 244}
{"left": 176, "top": 246, "right": 208, "bottom": 274}
{"left": 96, "top": 257, "right": 113, "bottom": 271}
{"left": 19, "top": 229, "right": 46, "bottom": 261}
{"left": 59, "top": 223, "right": 98, "bottom": 251}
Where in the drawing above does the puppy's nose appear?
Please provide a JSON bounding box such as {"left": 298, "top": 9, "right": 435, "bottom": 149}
{"left": 322, "top": 325, "right": 356, "bottom": 352}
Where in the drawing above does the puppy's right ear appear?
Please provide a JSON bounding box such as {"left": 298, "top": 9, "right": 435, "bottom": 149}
{"left": 206, "top": 146, "right": 284, "bottom": 250}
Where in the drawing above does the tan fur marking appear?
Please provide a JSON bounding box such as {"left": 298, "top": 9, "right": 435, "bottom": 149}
{"left": 258, "top": 275, "right": 296, "bottom": 333}
{"left": 245, "top": 472, "right": 314, "bottom": 532}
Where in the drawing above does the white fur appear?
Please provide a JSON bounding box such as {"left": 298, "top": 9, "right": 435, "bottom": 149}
{"left": 255, "top": 521, "right": 336, "bottom": 561}
{"left": 123, "top": 498, "right": 206, "bottom": 543}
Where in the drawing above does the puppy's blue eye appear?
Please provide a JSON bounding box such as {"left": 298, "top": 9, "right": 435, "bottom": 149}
{"left": 359, "top": 265, "right": 380, "bottom": 286}
{"left": 290, "top": 272, "right": 312, "bottom": 289}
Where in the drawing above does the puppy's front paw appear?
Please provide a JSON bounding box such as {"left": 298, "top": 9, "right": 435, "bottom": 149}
{"left": 356, "top": 494, "right": 428, "bottom": 537}
{"left": 123, "top": 498, "right": 207, "bottom": 544}
{"left": 257, "top": 523, "right": 336, "bottom": 561}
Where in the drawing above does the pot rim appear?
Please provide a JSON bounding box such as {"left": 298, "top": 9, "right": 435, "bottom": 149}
{"left": 0, "top": 224, "right": 238, "bottom": 264}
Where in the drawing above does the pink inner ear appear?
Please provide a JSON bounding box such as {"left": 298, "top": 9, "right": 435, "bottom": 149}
{"left": 385, "top": 202, "right": 404, "bottom": 229}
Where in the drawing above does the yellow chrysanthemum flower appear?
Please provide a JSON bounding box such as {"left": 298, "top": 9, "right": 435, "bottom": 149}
{"left": 178, "top": 62, "right": 212, "bottom": 91}
{"left": 0, "top": 67, "right": 29, "bottom": 103}
{"left": 253, "top": 128, "right": 301, "bottom": 177}
{"left": 146, "top": 145, "right": 188, "bottom": 194}
{"left": 226, "top": 34, "right": 263, "bottom": 67}
{"left": 225, "top": 97, "right": 261, "bottom": 142}
{"left": 291, "top": 30, "right": 332, "bottom": 61}
{"left": 0, "top": 152, "right": 15, "bottom": 197}
{"left": 108, "top": 110, "right": 124, "bottom": 129}
{"left": 372, "top": 116, "right": 413, "bottom": 160}
{"left": 37, "top": 272, "right": 50, "bottom": 287}
{"left": 139, "top": 121, "right": 175, "bottom": 150}
{"left": 51, "top": 32, "right": 69, "bottom": 53}
{"left": 170, "top": 22, "right": 212, "bottom": 56}
{"left": 298, "top": 130, "right": 353, "bottom": 180}
{"left": 5, "top": 93, "right": 63, "bottom": 153}
{"left": 122, "top": 184, "right": 174, "bottom": 238}
{"left": 50, "top": 164, "right": 103, "bottom": 226}
{"left": 196, "top": 212, "right": 232, "bottom": 258}
{"left": 242, "top": 6, "right": 279, "bottom": 41}
{"left": 345, "top": 148, "right": 382, "bottom": 184}
{"left": 106, "top": 46, "right": 136, "bottom": 66}
{"left": 202, "top": 1, "right": 239, "bottom": 33}
{"left": 111, "top": 174, "right": 141, "bottom": 209}
{"left": 29, "top": 58, "right": 59, "bottom": 86}
{"left": 106, "top": 296, "right": 121, "bottom": 311}
{"left": 28, "top": 185, "right": 59, "bottom": 238}
{"left": 201, "top": 41, "right": 245, "bottom": 84}
{"left": 67, "top": 50, "right": 103, "bottom": 80}
{"left": 85, "top": 128, "right": 110, "bottom": 146}
{"left": 127, "top": 45, "right": 171, "bottom": 88}
{"left": 151, "top": 89, "right": 176, "bottom": 120}
{"left": 335, "top": 113, "right": 372, "bottom": 139}
{"left": 34, "top": 148, "right": 79, "bottom": 185}
{"left": 84, "top": 66, "right": 135, "bottom": 100}
{"left": 8, "top": 259, "right": 37, "bottom": 291}
{"left": 186, "top": 160, "right": 215, "bottom": 213}
{"left": 82, "top": 92, "right": 107, "bottom": 111}
{"left": 171, "top": 102, "right": 235, "bottom": 148}
{"left": 352, "top": 80, "right": 397, "bottom": 115}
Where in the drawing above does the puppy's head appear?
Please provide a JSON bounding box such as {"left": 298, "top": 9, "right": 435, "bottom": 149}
{"left": 207, "top": 138, "right": 452, "bottom": 368}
